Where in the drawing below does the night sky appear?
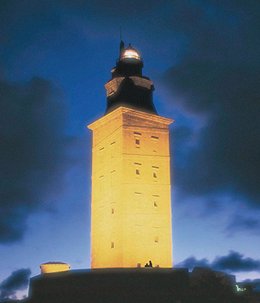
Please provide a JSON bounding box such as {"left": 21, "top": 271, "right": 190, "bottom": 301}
{"left": 0, "top": 0, "right": 260, "bottom": 300}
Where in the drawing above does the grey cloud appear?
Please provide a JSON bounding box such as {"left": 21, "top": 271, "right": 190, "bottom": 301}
{"left": 212, "top": 251, "right": 260, "bottom": 272}
{"left": 226, "top": 215, "right": 260, "bottom": 235}
{"left": 162, "top": 1, "right": 260, "bottom": 209}
{"left": 0, "top": 77, "right": 69, "bottom": 243}
{"left": 0, "top": 268, "right": 31, "bottom": 300}
{"left": 177, "top": 251, "right": 260, "bottom": 273}
{"left": 166, "top": 61, "right": 260, "bottom": 207}
{"left": 176, "top": 256, "right": 210, "bottom": 270}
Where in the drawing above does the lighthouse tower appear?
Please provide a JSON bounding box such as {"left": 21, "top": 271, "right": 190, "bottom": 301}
{"left": 88, "top": 42, "right": 173, "bottom": 268}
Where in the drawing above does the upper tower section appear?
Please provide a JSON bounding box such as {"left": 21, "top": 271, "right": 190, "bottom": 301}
{"left": 105, "top": 41, "right": 157, "bottom": 114}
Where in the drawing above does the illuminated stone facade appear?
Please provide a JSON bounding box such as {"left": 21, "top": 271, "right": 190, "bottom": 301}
{"left": 88, "top": 107, "right": 173, "bottom": 268}
{"left": 88, "top": 42, "right": 173, "bottom": 268}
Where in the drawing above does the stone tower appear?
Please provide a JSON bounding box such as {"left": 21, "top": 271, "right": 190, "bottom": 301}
{"left": 88, "top": 42, "right": 173, "bottom": 268}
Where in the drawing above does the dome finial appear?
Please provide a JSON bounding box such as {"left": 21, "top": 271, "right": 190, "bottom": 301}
{"left": 119, "top": 27, "right": 124, "bottom": 54}
{"left": 120, "top": 40, "right": 125, "bottom": 53}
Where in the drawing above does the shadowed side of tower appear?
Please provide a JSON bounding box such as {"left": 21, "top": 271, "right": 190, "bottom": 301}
{"left": 88, "top": 42, "right": 173, "bottom": 268}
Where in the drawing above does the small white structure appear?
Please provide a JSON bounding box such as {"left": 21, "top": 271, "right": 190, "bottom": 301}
{"left": 40, "top": 262, "right": 70, "bottom": 274}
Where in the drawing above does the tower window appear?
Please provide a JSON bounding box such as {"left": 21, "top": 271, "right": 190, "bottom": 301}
{"left": 110, "top": 141, "right": 116, "bottom": 145}
{"left": 151, "top": 136, "right": 159, "bottom": 140}
{"left": 151, "top": 137, "right": 159, "bottom": 152}
{"left": 152, "top": 166, "right": 159, "bottom": 179}
{"left": 111, "top": 208, "right": 114, "bottom": 214}
{"left": 134, "top": 132, "right": 141, "bottom": 136}
{"left": 135, "top": 163, "right": 141, "bottom": 176}
{"left": 111, "top": 242, "right": 114, "bottom": 248}
{"left": 134, "top": 132, "right": 141, "bottom": 148}
{"left": 154, "top": 202, "right": 158, "bottom": 207}
{"left": 154, "top": 237, "right": 159, "bottom": 243}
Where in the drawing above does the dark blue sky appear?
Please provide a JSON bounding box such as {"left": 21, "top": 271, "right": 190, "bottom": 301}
{"left": 0, "top": 0, "right": 259, "bottom": 299}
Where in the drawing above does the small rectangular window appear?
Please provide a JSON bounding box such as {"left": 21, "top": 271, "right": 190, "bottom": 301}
{"left": 111, "top": 242, "right": 114, "bottom": 248}
{"left": 136, "top": 169, "right": 140, "bottom": 175}
{"left": 110, "top": 141, "right": 116, "bottom": 145}
{"left": 99, "top": 147, "right": 104, "bottom": 151}
{"left": 154, "top": 202, "right": 158, "bottom": 207}
{"left": 135, "top": 139, "right": 140, "bottom": 145}
{"left": 111, "top": 208, "right": 114, "bottom": 214}
{"left": 134, "top": 162, "right": 142, "bottom": 165}
{"left": 155, "top": 237, "right": 159, "bottom": 243}
{"left": 153, "top": 172, "right": 157, "bottom": 178}
{"left": 151, "top": 136, "right": 159, "bottom": 140}
{"left": 134, "top": 132, "right": 141, "bottom": 136}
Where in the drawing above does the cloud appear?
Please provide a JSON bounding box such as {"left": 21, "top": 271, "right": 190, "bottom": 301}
{"left": 177, "top": 251, "right": 260, "bottom": 273}
{"left": 0, "top": 77, "right": 70, "bottom": 243}
{"left": 212, "top": 251, "right": 260, "bottom": 272}
{"left": 176, "top": 256, "right": 210, "bottom": 270}
{"left": 162, "top": 1, "right": 260, "bottom": 209}
{"left": 0, "top": 268, "right": 31, "bottom": 300}
{"left": 168, "top": 62, "right": 260, "bottom": 206}
{"left": 226, "top": 215, "right": 260, "bottom": 235}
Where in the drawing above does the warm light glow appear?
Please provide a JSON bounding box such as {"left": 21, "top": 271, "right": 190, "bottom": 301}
{"left": 40, "top": 262, "right": 70, "bottom": 274}
{"left": 88, "top": 107, "right": 173, "bottom": 269}
{"left": 121, "top": 49, "right": 141, "bottom": 60}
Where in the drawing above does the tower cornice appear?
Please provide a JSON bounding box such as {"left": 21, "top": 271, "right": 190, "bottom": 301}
{"left": 88, "top": 106, "right": 174, "bottom": 131}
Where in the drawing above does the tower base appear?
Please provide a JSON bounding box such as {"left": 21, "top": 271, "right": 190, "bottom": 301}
{"left": 27, "top": 267, "right": 237, "bottom": 303}
{"left": 28, "top": 268, "right": 189, "bottom": 303}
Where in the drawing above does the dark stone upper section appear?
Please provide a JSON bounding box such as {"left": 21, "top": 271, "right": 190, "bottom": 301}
{"left": 105, "top": 41, "right": 157, "bottom": 115}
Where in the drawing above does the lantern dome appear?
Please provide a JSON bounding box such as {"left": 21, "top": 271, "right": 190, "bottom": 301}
{"left": 120, "top": 45, "right": 141, "bottom": 61}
